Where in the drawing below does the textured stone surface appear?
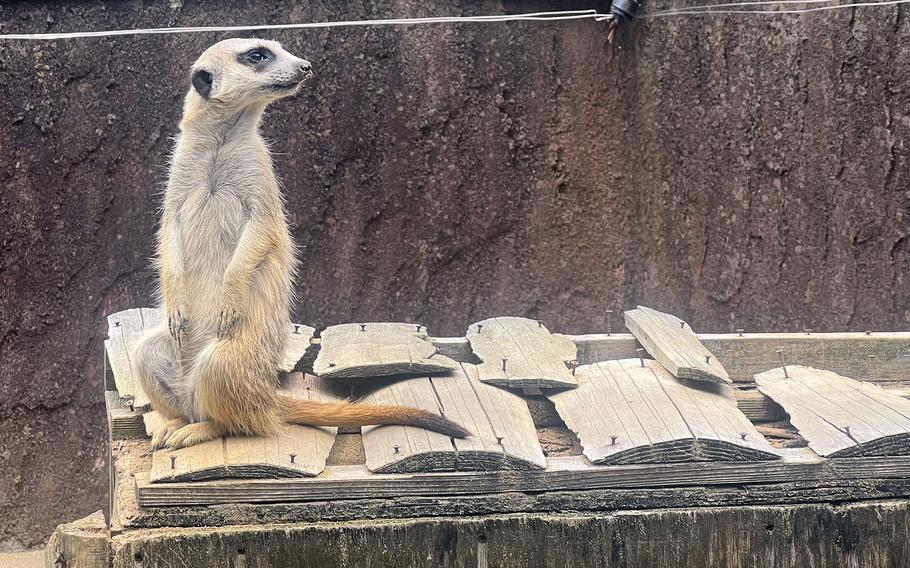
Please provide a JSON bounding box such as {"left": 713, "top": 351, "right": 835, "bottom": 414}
{"left": 0, "top": 0, "right": 908, "bottom": 548}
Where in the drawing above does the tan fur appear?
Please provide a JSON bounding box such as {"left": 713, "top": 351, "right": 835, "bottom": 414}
{"left": 133, "top": 39, "right": 469, "bottom": 449}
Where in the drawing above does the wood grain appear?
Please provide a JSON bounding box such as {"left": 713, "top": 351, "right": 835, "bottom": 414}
{"left": 466, "top": 317, "right": 578, "bottom": 388}
{"left": 360, "top": 362, "right": 545, "bottom": 473}
{"left": 547, "top": 359, "right": 778, "bottom": 464}
{"left": 313, "top": 322, "right": 456, "bottom": 378}
{"left": 624, "top": 306, "right": 731, "bottom": 383}
{"left": 756, "top": 365, "right": 910, "bottom": 457}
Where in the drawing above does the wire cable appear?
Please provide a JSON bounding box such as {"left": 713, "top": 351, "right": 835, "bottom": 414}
{"left": 0, "top": 9, "right": 611, "bottom": 41}
{"left": 643, "top": 0, "right": 909, "bottom": 18}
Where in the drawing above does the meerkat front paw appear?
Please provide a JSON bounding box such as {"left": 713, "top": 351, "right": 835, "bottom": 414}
{"left": 217, "top": 306, "right": 242, "bottom": 339}
{"left": 167, "top": 307, "right": 188, "bottom": 344}
{"left": 151, "top": 418, "right": 189, "bottom": 449}
{"left": 163, "top": 421, "right": 225, "bottom": 448}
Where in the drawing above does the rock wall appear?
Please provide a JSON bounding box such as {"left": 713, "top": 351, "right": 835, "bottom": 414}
{"left": 0, "top": 0, "right": 907, "bottom": 547}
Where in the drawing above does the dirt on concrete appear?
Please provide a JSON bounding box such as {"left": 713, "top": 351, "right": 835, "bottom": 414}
{"left": 0, "top": 0, "right": 908, "bottom": 548}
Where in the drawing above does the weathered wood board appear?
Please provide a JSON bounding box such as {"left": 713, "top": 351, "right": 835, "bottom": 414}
{"left": 565, "top": 332, "right": 910, "bottom": 383}
{"left": 104, "top": 307, "right": 164, "bottom": 407}
{"left": 135, "top": 448, "right": 910, "bottom": 507}
{"left": 548, "top": 359, "right": 778, "bottom": 464}
{"left": 466, "top": 317, "right": 578, "bottom": 388}
{"left": 360, "top": 362, "right": 546, "bottom": 473}
{"left": 280, "top": 323, "right": 317, "bottom": 372}
{"left": 625, "top": 306, "right": 731, "bottom": 383}
{"left": 313, "top": 322, "right": 456, "bottom": 378}
{"left": 756, "top": 366, "right": 910, "bottom": 457}
{"left": 148, "top": 374, "right": 338, "bottom": 482}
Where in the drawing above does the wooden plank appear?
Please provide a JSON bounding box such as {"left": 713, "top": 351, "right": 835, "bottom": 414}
{"left": 313, "top": 322, "right": 456, "bottom": 378}
{"left": 360, "top": 362, "right": 545, "bottom": 473}
{"left": 756, "top": 366, "right": 910, "bottom": 457}
{"left": 466, "top": 317, "right": 577, "bottom": 388}
{"left": 106, "top": 391, "right": 146, "bottom": 439}
{"left": 43, "top": 511, "right": 109, "bottom": 568}
{"left": 562, "top": 331, "right": 910, "bottom": 383}
{"left": 135, "top": 448, "right": 910, "bottom": 508}
{"left": 280, "top": 323, "right": 316, "bottom": 372}
{"left": 148, "top": 373, "right": 339, "bottom": 482}
{"left": 547, "top": 359, "right": 777, "bottom": 464}
{"left": 624, "top": 306, "right": 731, "bottom": 383}
{"left": 104, "top": 308, "right": 151, "bottom": 407}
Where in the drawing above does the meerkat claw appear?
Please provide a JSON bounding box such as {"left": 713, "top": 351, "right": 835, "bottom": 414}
{"left": 151, "top": 418, "right": 189, "bottom": 450}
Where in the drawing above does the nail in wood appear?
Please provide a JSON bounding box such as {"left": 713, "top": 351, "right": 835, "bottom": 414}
{"left": 501, "top": 358, "right": 508, "bottom": 372}
{"left": 605, "top": 310, "right": 613, "bottom": 336}
{"left": 776, "top": 350, "right": 788, "bottom": 378}
{"left": 740, "top": 432, "right": 747, "bottom": 440}
{"left": 680, "top": 321, "right": 685, "bottom": 329}
{"left": 293, "top": 324, "right": 301, "bottom": 334}
{"left": 865, "top": 331, "right": 872, "bottom": 336}
{"left": 360, "top": 323, "right": 367, "bottom": 332}
{"left": 170, "top": 455, "right": 177, "bottom": 470}
{"left": 705, "top": 355, "right": 711, "bottom": 364}
{"left": 610, "top": 435, "right": 618, "bottom": 445}
{"left": 393, "top": 444, "right": 400, "bottom": 454}
{"left": 477, "top": 324, "right": 484, "bottom": 333}
{"left": 736, "top": 328, "right": 744, "bottom": 337}
{"left": 636, "top": 348, "right": 645, "bottom": 367}
{"left": 289, "top": 453, "right": 297, "bottom": 464}
{"left": 569, "top": 360, "right": 578, "bottom": 376}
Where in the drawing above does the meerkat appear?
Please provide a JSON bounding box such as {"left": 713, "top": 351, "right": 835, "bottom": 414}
{"left": 132, "top": 38, "right": 469, "bottom": 449}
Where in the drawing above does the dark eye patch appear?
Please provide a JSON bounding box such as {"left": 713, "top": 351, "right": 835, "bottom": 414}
{"left": 239, "top": 47, "right": 275, "bottom": 67}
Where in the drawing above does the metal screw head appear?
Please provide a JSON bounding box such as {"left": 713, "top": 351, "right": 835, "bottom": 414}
{"left": 537, "top": 320, "right": 543, "bottom": 328}
{"left": 415, "top": 324, "right": 422, "bottom": 332}
{"left": 610, "top": 435, "right": 618, "bottom": 445}
{"left": 705, "top": 355, "right": 712, "bottom": 364}
{"left": 114, "top": 321, "right": 121, "bottom": 328}
{"left": 496, "top": 436, "right": 504, "bottom": 445}
{"left": 170, "top": 455, "right": 177, "bottom": 469}
{"left": 477, "top": 324, "right": 484, "bottom": 333}
{"left": 680, "top": 321, "right": 686, "bottom": 329}
{"left": 293, "top": 324, "right": 301, "bottom": 334}
{"left": 740, "top": 432, "right": 747, "bottom": 440}
{"left": 289, "top": 453, "right": 297, "bottom": 464}
{"left": 736, "top": 328, "right": 744, "bottom": 337}
{"left": 804, "top": 328, "right": 812, "bottom": 335}
{"left": 636, "top": 348, "right": 645, "bottom": 367}
{"left": 865, "top": 330, "right": 872, "bottom": 336}
{"left": 393, "top": 444, "right": 400, "bottom": 454}
{"left": 360, "top": 323, "right": 367, "bottom": 332}
{"left": 569, "top": 360, "right": 578, "bottom": 376}
{"left": 844, "top": 425, "right": 851, "bottom": 436}
{"left": 501, "top": 358, "right": 508, "bottom": 372}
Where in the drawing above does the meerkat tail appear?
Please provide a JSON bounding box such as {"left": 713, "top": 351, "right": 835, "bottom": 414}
{"left": 277, "top": 394, "right": 471, "bottom": 438}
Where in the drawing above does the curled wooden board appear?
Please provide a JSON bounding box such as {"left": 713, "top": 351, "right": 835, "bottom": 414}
{"left": 104, "top": 307, "right": 165, "bottom": 408}
{"left": 360, "top": 361, "right": 546, "bottom": 473}
{"left": 148, "top": 373, "right": 338, "bottom": 482}
{"left": 466, "top": 316, "right": 578, "bottom": 388}
{"left": 624, "top": 306, "right": 731, "bottom": 384}
{"left": 313, "top": 322, "right": 457, "bottom": 379}
{"left": 547, "top": 359, "right": 779, "bottom": 465}
{"left": 756, "top": 366, "right": 910, "bottom": 458}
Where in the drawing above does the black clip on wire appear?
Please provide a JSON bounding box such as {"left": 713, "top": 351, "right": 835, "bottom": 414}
{"left": 610, "top": 0, "right": 641, "bottom": 20}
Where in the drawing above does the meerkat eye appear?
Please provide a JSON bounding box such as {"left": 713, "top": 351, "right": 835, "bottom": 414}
{"left": 245, "top": 49, "right": 269, "bottom": 64}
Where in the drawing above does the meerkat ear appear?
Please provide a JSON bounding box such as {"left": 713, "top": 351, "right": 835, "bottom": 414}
{"left": 191, "top": 69, "right": 213, "bottom": 100}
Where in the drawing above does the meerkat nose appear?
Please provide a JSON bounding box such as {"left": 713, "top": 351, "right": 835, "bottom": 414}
{"left": 299, "top": 61, "right": 313, "bottom": 73}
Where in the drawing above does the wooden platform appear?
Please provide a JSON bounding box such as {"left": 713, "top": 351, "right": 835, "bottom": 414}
{"left": 90, "top": 307, "right": 910, "bottom": 568}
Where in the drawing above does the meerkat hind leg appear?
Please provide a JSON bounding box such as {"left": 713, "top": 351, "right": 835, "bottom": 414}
{"left": 162, "top": 421, "right": 227, "bottom": 449}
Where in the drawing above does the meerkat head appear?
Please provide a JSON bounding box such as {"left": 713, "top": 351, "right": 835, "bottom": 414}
{"left": 186, "top": 38, "right": 313, "bottom": 112}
